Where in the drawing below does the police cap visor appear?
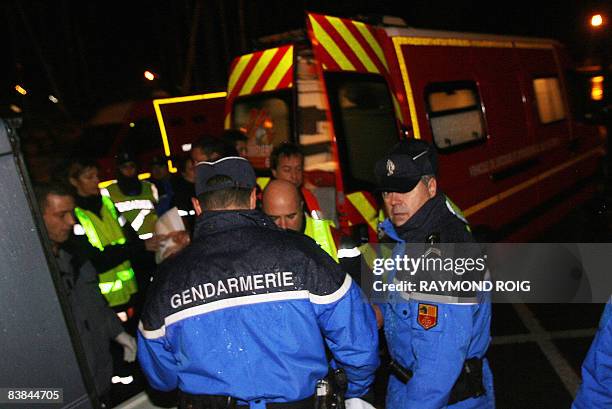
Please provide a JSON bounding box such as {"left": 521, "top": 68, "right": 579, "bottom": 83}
{"left": 195, "top": 156, "right": 256, "bottom": 195}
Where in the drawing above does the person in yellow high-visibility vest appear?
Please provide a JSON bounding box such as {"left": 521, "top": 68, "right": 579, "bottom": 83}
{"left": 103, "top": 152, "right": 158, "bottom": 240}
{"left": 35, "top": 182, "right": 137, "bottom": 403}
{"left": 262, "top": 179, "right": 338, "bottom": 261}
{"left": 67, "top": 158, "right": 162, "bottom": 309}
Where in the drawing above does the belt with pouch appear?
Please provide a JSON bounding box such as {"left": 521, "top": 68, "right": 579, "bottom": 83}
{"left": 389, "top": 357, "right": 486, "bottom": 404}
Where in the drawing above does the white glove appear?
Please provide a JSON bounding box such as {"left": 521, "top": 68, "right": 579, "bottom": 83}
{"left": 345, "top": 398, "right": 376, "bottom": 409}
{"left": 115, "top": 332, "right": 137, "bottom": 363}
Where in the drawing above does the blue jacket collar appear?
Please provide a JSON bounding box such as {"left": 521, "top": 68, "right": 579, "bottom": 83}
{"left": 193, "top": 209, "right": 277, "bottom": 239}
{"left": 380, "top": 218, "right": 404, "bottom": 243}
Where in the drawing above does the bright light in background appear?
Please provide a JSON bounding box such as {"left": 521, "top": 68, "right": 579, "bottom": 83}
{"left": 590, "top": 76, "right": 604, "bottom": 101}
{"left": 129, "top": 122, "right": 135, "bottom": 128}
{"left": 14, "top": 85, "right": 27, "bottom": 95}
{"left": 9, "top": 104, "right": 22, "bottom": 113}
{"left": 182, "top": 143, "right": 192, "bottom": 152}
{"left": 144, "top": 70, "right": 156, "bottom": 81}
{"left": 591, "top": 14, "right": 603, "bottom": 27}
{"left": 48, "top": 95, "right": 58, "bottom": 103}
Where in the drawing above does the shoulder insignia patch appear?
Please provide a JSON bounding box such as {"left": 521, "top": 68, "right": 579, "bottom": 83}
{"left": 417, "top": 303, "right": 438, "bottom": 330}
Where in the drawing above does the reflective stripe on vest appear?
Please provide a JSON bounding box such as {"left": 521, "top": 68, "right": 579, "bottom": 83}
{"left": 304, "top": 214, "right": 338, "bottom": 262}
{"left": 445, "top": 196, "right": 471, "bottom": 232}
{"left": 114, "top": 199, "right": 155, "bottom": 213}
{"left": 105, "top": 181, "right": 158, "bottom": 237}
{"left": 346, "top": 191, "right": 378, "bottom": 232}
{"left": 97, "top": 260, "right": 137, "bottom": 307}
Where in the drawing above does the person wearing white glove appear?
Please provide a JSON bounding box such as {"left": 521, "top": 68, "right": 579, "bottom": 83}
{"left": 115, "top": 331, "right": 137, "bottom": 362}
{"left": 345, "top": 398, "right": 377, "bottom": 409}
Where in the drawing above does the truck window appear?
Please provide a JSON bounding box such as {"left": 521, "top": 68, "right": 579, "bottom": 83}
{"left": 425, "top": 81, "right": 487, "bottom": 151}
{"left": 327, "top": 73, "right": 398, "bottom": 189}
{"left": 533, "top": 77, "right": 566, "bottom": 124}
{"left": 232, "top": 91, "right": 292, "bottom": 169}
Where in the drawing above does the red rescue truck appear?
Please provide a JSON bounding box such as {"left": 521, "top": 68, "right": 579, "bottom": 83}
{"left": 84, "top": 93, "right": 226, "bottom": 183}
{"left": 222, "top": 12, "right": 607, "bottom": 241}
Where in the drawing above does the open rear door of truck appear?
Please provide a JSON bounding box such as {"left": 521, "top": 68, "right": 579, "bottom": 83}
{"left": 306, "top": 12, "right": 404, "bottom": 238}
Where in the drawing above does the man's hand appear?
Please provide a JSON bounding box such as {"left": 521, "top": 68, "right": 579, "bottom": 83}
{"left": 144, "top": 234, "right": 166, "bottom": 252}
{"left": 115, "top": 332, "right": 137, "bottom": 362}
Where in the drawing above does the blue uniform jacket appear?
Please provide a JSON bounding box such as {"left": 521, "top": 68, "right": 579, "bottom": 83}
{"left": 378, "top": 194, "right": 495, "bottom": 409}
{"left": 572, "top": 298, "right": 612, "bottom": 409}
{"left": 137, "top": 210, "right": 379, "bottom": 408}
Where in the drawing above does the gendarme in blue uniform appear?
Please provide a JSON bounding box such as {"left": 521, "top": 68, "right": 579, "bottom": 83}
{"left": 572, "top": 297, "right": 612, "bottom": 409}
{"left": 379, "top": 193, "right": 495, "bottom": 409}
{"left": 137, "top": 209, "right": 379, "bottom": 408}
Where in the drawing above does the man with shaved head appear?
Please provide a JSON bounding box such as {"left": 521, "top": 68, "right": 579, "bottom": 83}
{"left": 263, "top": 179, "right": 337, "bottom": 261}
{"left": 262, "top": 179, "right": 305, "bottom": 231}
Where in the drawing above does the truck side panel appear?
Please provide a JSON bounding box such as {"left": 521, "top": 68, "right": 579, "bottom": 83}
{"left": 0, "top": 121, "right": 93, "bottom": 408}
{"left": 393, "top": 37, "right": 605, "bottom": 236}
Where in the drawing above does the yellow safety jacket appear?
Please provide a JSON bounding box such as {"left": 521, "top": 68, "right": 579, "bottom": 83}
{"left": 73, "top": 196, "right": 137, "bottom": 307}
{"left": 256, "top": 176, "right": 271, "bottom": 191}
{"left": 102, "top": 181, "right": 158, "bottom": 240}
{"left": 304, "top": 213, "right": 338, "bottom": 262}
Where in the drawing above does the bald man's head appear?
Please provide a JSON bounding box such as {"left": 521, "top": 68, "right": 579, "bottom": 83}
{"left": 262, "top": 179, "right": 304, "bottom": 231}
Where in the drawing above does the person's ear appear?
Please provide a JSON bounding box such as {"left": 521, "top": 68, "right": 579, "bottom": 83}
{"left": 69, "top": 177, "right": 78, "bottom": 188}
{"left": 192, "top": 197, "right": 203, "bottom": 216}
{"left": 271, "top": 168, "right": 277, "bottom": 178}
{"left": 427, "top": 178, "right": 437, "bottom": 198}
{"left": 249, "top": 188, "right": 257, "bottom": 210}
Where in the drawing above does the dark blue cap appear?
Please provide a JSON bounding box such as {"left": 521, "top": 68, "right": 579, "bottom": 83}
{"left": 374, "top": 139, "right": 437, "bottom": 193}
{"left": 195, "top": 156, "right": 256, "bottom": 195}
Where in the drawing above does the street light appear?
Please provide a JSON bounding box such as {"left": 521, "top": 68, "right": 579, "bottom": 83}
{"left": 590, "top": 14, "right": 603, "bottom": 28}
{"left": 14, "top": 84, "right": 27, "bottom": 95}
{"left": 590, "top": 76, "right": 604, "bottom": 101}
{"left": 144, "top": 70, "right": 156, "bottom": 81}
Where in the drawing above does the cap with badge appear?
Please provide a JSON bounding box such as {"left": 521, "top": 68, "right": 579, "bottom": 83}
{"left": 195, "top": 156, "right": 256, "bottom": 195}
{"left": 374, "top": 139, "right": 437, "bottom": 193}
{"left": 116, "top": 151, "right": 136, "bottom": 167}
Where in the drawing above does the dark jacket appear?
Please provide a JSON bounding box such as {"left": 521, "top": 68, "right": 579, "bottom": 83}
{"left": 391, "top": 193, "right": 473, "bottom": 244}
{"left": 56, "top": 247, "right": 124, "bottom": 396}
{"left": 138, "top": 209, "right": 379, "bottom": 404}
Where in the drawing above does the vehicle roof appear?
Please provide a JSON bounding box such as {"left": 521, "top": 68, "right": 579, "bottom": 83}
{"left": 384, "top": 26, "right": 561, "bottom": 47}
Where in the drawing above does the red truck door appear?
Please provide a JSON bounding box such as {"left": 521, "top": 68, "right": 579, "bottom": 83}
{"left": 306, "top": 12, "right": 404, "bottom": 239}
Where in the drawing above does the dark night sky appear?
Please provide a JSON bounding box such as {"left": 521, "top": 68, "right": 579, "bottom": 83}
{"left": 1, "top": 0, "right": 609, "bottom": 121}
